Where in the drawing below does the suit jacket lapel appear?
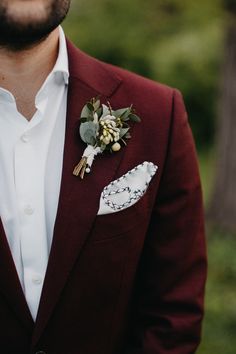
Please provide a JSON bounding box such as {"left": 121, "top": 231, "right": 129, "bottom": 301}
{"left": 32, "top": 40, "right": 123, "bottom": 345}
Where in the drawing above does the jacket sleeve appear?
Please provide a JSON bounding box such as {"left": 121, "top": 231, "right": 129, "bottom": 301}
{"left": 123, "top": 89, "right": 207, "bottom": 354}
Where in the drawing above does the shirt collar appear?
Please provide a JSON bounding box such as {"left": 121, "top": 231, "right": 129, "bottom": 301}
{"left": 39, "top": 25, "right": 69, "bottom": 89}
{"left": 34, "top": 25, "right": 69, "bottom": 107}
{"left": 52, "top": 25, "right": 69, "bottom": 85}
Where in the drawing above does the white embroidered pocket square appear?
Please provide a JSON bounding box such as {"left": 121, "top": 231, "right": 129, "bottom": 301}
{"left": 97, "top": 161, "right": 158, "bottom": 215}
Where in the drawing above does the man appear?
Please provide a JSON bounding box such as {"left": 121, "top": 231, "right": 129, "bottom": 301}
{"left": 0, "top": 0, "right": 207, "bottom": 353}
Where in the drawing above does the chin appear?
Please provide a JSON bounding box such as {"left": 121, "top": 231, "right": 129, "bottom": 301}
{"left": 0, "top": 0, "right": 70, "bottom": 51}
{"left": 6, "top": 0, "right": 51, "bottom": 25}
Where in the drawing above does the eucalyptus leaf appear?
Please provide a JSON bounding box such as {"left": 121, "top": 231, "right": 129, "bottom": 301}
{"left": 102, "top": 104, "right": 111, "bottom": 118}
{"left": 119, "top": 127, "right": 130, "bottom": 138}
{"left": 80, "top": 104, "right": 91, "bottom": 119}
{"left": 129, "top": 114, "right": 141, "bottom": 122}
{"left": 114, "top": 108, "right": 130, "bottom": 118}
{"left": 80, "top": 121, "right": 98, "bottom": 145}
{"left": 96, "top": 107, "right": 103, "bottom": 118}
{"left": 100, "top": 143, "right": 107, "bottom": 152}
{"left": 121, "top": 114, "right": 130, "bottom": 121}
{"left": 93, "top": 99, "right": 101, "bottom": 111}
{"left": 84, "top": 132, "right": 96, "bottom": 146}
{"left": 87, "top": 102, "right": 94, "bottom": 112}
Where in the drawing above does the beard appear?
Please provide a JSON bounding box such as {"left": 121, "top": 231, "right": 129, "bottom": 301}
{"left": 0, "top": 0, "right": 71, "bottom": 51}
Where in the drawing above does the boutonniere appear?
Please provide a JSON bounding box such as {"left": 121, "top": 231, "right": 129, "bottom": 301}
{"left": 73, "top": 97, "right": 141, "bottom": 179}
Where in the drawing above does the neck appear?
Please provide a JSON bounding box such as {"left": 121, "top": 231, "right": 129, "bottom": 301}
{"left": 0, "top": 27, "right": 60, "bottom": 120}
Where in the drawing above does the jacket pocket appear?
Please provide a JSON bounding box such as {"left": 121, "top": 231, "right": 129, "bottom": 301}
{"left": 88, "top": 189, "right": 151, "bottom": 243}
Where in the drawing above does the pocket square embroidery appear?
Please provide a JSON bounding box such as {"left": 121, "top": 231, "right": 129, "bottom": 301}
{"left": 97, "top": 161, "right": 158, "bottom": 215}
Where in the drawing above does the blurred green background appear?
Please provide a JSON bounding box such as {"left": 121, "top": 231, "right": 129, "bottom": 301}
{"left": 63, "top": 1, "right": 235, "bottom": 353}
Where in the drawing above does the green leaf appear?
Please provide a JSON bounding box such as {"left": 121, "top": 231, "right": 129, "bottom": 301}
{"left": 114, "top": 108, "right": 130, "bottom": 118}
{"left": 96, "top": 107, "right": 103, "bottom": 118}
{"left": 80, "top": 104, "right": 91, "bottom": 119}
{"left": 101, "top": 104, "right": 110, "bottom": 117}
{"left": 93, "top": 99, "right": 101, "bottom": 111}
{"left": 121, "top": 114, "right": 130, "bottom": 121}
{"left": 80, "top": 121, "right": 98, "bottom": 145}
{"left": 87, "top": 102, "right": 94, "bottom": 111}
{"left": 119, "top": 127, "right": 130, "bottom": 138}
{"left": 100, "top": 143, "right": 107, "bottom": 152}
{"left": 129, "top": 113, "right": 141, "bottom": 122}
{"left": 84, "top": 131, "right": 96, "bottom": 145}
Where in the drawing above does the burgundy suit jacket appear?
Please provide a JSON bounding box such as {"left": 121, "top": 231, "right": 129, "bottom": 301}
{"left": 0, "top": 40, "right": 207, "bottom": 354}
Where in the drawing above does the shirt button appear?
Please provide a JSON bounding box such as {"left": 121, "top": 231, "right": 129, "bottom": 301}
{"left": 21, "top": 133, "right": 29, "bottom": 143}
{"left": 32, "top": 275, "right": 42, "bottom": 285}
{"left": 24, "top": 205, "right": 34, "bottom": 215}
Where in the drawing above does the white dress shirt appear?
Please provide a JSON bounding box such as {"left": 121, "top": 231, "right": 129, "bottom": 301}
{"left": 0, "top": 26, "right": 69, "bottom": 321}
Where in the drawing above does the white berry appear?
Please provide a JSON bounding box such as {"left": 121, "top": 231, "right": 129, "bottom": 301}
{"left": 112, "top": 142, "right": 121, "bottom": 152}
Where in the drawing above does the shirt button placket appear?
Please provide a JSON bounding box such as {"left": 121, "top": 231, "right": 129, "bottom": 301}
{"left": 32, "top": 275, "right": 42, "bottom": 285}
{"left": 21, "top": 133, "right": 30, "bottom": 143}
{"left": 23, "top": 205, "right": 34, "bottom": 216}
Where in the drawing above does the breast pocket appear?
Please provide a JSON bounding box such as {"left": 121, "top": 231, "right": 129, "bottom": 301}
{"left": 88, "top": 189, "right": 151, "bottom": 244}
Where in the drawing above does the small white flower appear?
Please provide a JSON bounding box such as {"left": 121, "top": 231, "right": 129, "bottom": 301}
{"left": 100, "top": 114, "right": 116, "bottom": 122}
{"left": 103, "top": 136, "right": 110, "bottom": 145}
{"left": 110, "top": 121, "right": 116, "bottom": 127}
